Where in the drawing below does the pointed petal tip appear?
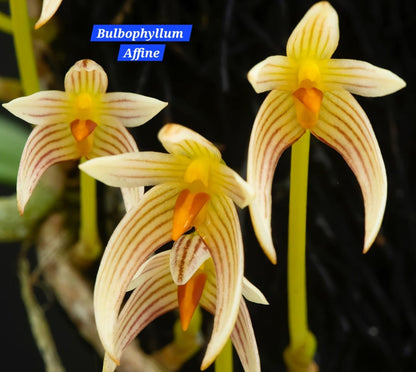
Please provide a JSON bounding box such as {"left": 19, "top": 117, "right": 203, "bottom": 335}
{"left": 34, "top": 19, "right": 47, "bottom": 30}
{"left": 392, "top": 74, "right": 407, "bottom": 93}
{"left": 242, "top": 278, "right": 270, "bottom": 305}
{"left": 103, "top": 352, "right": 120, "bottom": 372}
{"left": 17, "top": 202, "right": 25, "bottom": 216}
{"left": 249, "top": 212, "right": 278, "bottom": 264}
{"left": 266, "top": 250, "right": 277, "bottom": 265}
{"left": 249, "top": 209, "right": 277, "bottom": 264}
{"left": 363, "top": 235, "right": 376, "bottom": 254}
{"left": 34, "top": 0, "right": 63, "bottom": 30}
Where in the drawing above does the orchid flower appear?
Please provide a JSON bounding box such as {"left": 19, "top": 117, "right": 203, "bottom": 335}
{"left": 247, "top": 1, "right": 406, "bottom": 263}
{"left": 101, "top": 234, "right": 266, "bottom": 372}
{"left": 35, "top": 0, "right": 62, "bottom": 29}
{"left": 3, "top": 59, "right": 167, "bottom": 213}
{"left": 79, "top": 123, "right": 254, "bottom": 369}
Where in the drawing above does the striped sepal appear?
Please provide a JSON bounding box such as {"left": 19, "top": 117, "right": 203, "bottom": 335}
{"left": 286, "top": 1, "right": 339, "bottom": 60}
{"left": 247, "top": 90, "right": 304, "bottom": 263}
{"left": 322, "top": 59, "right": 406, "bottom": 97}
{"left": 158, "top": 123, "right": 222, "bottom": 160}
{"left": 247, "top": 55, "right": 296, "bottom": 94}
{"left": 93, "top": 184, "right": 179, "bottom": 361}
{"left": 196, "top": 194, "right": 244, "bottom": 369}
{"left": 100, "top": 92, "right": 167, "bottom": 128}
{"left": 64, "top": 59, "right": 108, "bottom": 95}
{"left": 3, "top": 91, "right": 70, "bottom": 126}
{"left": 17, "top": 122, "right": 78, "bottom": 213}
{"left": 313, "top": 90, "right": 387, "bottom": 253}
{"left": 80, "top": 151, "right": 188, "bottom": 189}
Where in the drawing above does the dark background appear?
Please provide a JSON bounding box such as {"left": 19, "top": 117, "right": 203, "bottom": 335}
{"left": 1, "top": 0, "right": 415, "bottom": 371}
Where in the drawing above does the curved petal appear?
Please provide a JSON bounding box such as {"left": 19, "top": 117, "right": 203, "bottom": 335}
{"left": 286, "top": 1, "right": 339, "bottom": 60}
{"left": 17, "top": 123, "right": 78, "bottom": 213}
{"left": 242, "top": 278, "right": 269, "bottom": 305}
{"left": 80, "top": 151, "right": 188, "bottom": 188}
{"left": 201, "top": 268, "right": 261, "bottom": 372}
{"left": 247, "top": 91, "right": 304, "bottom": 264}
{"left": 100, "top": 92, "right": 167, "bottom": 127}
{"left": 170, "top": 234, "right": 210, "bottom": 285}
{"left": 64, "top": 59, "right": 108, "bottom": 95}
{"left": 230, "top": 300, "right": 261, "bottom": 372}
{"left": 196, "top": 195, "right": 244, "bottom": 369}
{"left": 94, "top": 184, "right": 179, "bottom": 361}
{"left": 34, "top": 0, "right": 63, "bottom": 29}
{"left": 3, "top": 91, "right": 71, "bottom": 126}
{"left": 86, "top": 122, "right": 142, "bottom": 211}
{"left": 321, "top": 59, "right": 406, "bottom": 97}
{"left": 312, "top": 90, "right": 387, "bottom": 253}
{"left": 247, "top": 55, "right": 297, "bottom": 93}
{"left": 158, "top": 123, "right": 222, "bottom": 160}
{"left": 113, "top": 251, "right": 177, "bottom": 359}
{"left": 214, "top": 163, "right": 254, "bottom": 209}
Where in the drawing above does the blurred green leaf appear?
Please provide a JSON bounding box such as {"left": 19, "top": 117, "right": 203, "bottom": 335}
{"left": 0, "top": 115, "right": 29, "bottom": 185}
{"left": 0, "top": 165, "right": 65, "bottom": 241}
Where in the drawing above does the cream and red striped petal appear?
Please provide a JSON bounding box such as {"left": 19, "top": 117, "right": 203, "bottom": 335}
{"left": 201, "top": 265, "right": 261, "bottom": 372}
{"left": 247, "top": 90, "right": 304, "bottom": 264}
{"left": 112, "top": 251, "right": 177, "bottom": 361}
{"left": 34, "top": 0, "right": 63, "bottom": 29}
{"left": 93, "top": 184, "right": 179, "bottom": 361}
{"left": 17, "top": 122, "right": 78, "bottom": 213}
{"left": 3, "top": 91, "right": 70, "bottom": 126}
{"left": 64, "top": 59, "right": 108, "bottom": 95}
{"left": 321, "top": 58, "right": 406, "bottom": 97}
{"left": 214, "top": 163, "right": 254, "bottom": 209}
{"left": 85, "top": 122, "right": 143, "bottom": 211}
{"left": 158, "top": 123, "right": 222, "bottom": 160}
{"left": 247, "top": 55, "right": 297, "bottom": 93}
{"left": 80, "top": 151, "right": 188, "bottom": 188}
{"left": 196, "top": 194, "right": 244, "bottom": 369}
{"left": 170, "top": 233, "right": 210, "bottom": 285}
{"left": 286, "top": 1, "right": 339, "bottom": 60}
{"left": 312, "top": 90, "right": 387, "bottom": 253}
{"left": 88, "top": 122, "right": 138, "bottom": 158}
{"left": 100, "top": 92, "right": 167, "bottom": 128}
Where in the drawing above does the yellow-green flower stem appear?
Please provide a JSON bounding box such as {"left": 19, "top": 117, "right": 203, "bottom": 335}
{"left": 284, "top": 131, "right": 317, "bottom": 372}
{"left": 9, "top": 0, "right": 39, "bottom": 95}
{"left": 75, "top": 158, "right": 102, "bottom": 264}
{"left": 215, "top": 338, "right": 233, "bottom": 372}
{"left": 0, "top": 11, "right": 12, "bottom": 33}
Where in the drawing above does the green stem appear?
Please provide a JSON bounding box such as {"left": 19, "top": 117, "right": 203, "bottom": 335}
{"left": 285, "top": 131, "right": 316, "bottom": 371}
{"left": 215, "top": 338, "right": 233, "bottom": 372}
{"left": 0, "top": 11, "right": 12, "bottom": 33}
{"left": 76, "top": 159, "right": 101, "bottom": 263}
{"left": 9, "top": 0, "right": 40, "bottom": 95}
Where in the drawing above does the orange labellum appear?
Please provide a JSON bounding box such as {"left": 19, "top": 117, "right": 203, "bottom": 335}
{"left": 177, "top": 272, "right": 207, "bottom": 331}
{"left": 172, "top": 189, "right": 210, "bottom": 241}
{"left": 70, "top": 119, "right": 97, "bottom": 142}
{"left": 293, "top": 87, "right": 323, "bottom": 129}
